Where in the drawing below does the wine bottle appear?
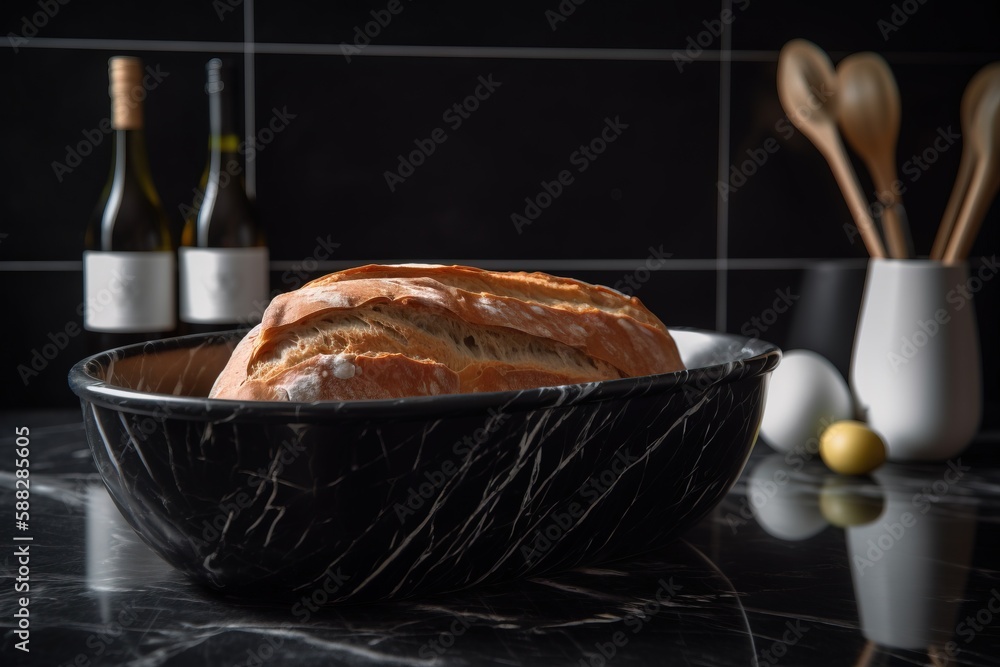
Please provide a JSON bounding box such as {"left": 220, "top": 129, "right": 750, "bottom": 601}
{"left": 179, "top": 58, "right": 268, "bottom": 333}
{"left": 83, "top": 56, "right": 176, "bottom": 353}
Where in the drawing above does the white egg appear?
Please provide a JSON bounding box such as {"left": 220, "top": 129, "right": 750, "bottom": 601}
{"left": 760, "top": 349, "right": 853, "bottom": 453}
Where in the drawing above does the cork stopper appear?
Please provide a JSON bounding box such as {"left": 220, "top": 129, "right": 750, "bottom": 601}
{"left": 109, "top": 56, "right": 144, "bottom": 130}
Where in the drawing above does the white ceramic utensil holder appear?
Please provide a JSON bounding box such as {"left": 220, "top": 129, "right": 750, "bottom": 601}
{"left": 850, "top": 259, "right": 982, "bottom": 461}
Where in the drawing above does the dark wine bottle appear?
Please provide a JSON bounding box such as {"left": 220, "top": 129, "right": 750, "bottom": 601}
{"left": 179, "top": 58, "right": 268, "bottom": 334}
{"left": 83, "top": 56, "right": 176, "bottom": 353}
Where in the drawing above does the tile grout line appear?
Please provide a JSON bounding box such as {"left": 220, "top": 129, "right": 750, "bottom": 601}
{"left": 715, "top": 0, "right": 733, "bottom": 333}
{"left": 1, "top": 37, "right": 763, "bottom": 59}
{"left": 4, "top": 38, "right": 996, "bottom": 63}
{"left": 244, "top": 0, "right": 256, "bottom": 198}
{"left": 0, "top": 259, "right": 871, "bottom": 272}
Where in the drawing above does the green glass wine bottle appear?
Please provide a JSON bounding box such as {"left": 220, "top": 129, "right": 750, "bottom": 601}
{"left": 179, "top": 58, "right": 268, "bottom": 334}
{"left": 83, "top": 56, "right": 176, "bottom": 353}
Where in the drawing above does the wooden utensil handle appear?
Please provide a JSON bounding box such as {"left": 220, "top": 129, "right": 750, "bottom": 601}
{"left": 880, "top": 199, "right": 909, "bottom": 259}
{"left": 932, "top": 153, "right": 976, "bottom": 260}
{"left": 829, "top": 144, "right": 887, "bottom": 258}
{"left": 943, "top": 159, "right": 999, "bottom": 264}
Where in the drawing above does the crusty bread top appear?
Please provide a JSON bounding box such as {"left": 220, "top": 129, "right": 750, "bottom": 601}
{"left": 209, "top": 264, "right": 684, "bottom": 402}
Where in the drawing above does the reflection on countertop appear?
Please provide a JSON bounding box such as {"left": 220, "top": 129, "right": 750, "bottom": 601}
{"left": 739, "top": 447, "right": 1000, "bottom": 667}
{"left": 3, "top": 410, "right": 1000, "bottom": 666}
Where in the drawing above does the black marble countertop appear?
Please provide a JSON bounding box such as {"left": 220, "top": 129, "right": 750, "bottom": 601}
{"left": 3, "top": 409, "right": 999, "bottom": 666}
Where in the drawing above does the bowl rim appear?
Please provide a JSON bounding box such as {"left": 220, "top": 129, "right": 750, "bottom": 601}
{"left": 68, "top": 327, "right": 781, "bottom": 421}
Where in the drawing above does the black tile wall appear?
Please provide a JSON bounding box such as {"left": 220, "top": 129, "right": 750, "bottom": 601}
{"left": 0, "top": 0, "right": 244, "bottom": 43}
{"left": 4, "top": 271, "right": 86, "bottom": 405}
{"left": 255, "top": 2, "right": 731, "bottom": 49}
{"left": 732, "top": 0, "right": 1000, "bottom": 55}
{"left": 2, "top": 0, "right": 998, "bottom": 429}
{"left": 726, "top": 268, "right": 806, "bottom": 347}
{"left": 253, "top": 55, "right": 719, "bottom": 261}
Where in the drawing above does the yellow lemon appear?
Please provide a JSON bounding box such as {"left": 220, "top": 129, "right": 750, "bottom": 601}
{"left": 819, "top": 420, "right": 886, "bottom": 476}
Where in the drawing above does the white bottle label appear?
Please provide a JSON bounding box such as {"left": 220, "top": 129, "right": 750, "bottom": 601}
{"left": 179, "top": 247, "right": 269, "bottom": 324}
{"left": 84, "top": 251, "right": 176, "bottom": 332}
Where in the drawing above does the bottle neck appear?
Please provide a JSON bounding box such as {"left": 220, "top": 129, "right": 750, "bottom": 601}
{"left": 207, "top": 72, "right": 241, "bottom": 162}
{"left": 195, "top": 67, "right": 250, "bottom": 246}
{"left": 111, "top": 127, "right": 148, "bottom": 164}
{"left": 108, "top": 56, "right": 150, "bottom": 185}
{"left": 99, "top": 127, "right": 154, "bottom": 251}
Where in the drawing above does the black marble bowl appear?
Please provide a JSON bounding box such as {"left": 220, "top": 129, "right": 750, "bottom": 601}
{"left": 69, "top": 328, "right": 779, "bottom": 604}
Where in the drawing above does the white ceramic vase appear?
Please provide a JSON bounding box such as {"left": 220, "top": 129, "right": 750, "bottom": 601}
{"left": 850, "top": 259, "right": 982, "bottom": 461}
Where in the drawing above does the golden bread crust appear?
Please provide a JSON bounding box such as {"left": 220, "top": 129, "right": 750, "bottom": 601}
{"left": 209, "top": 264, "right": 684, "bottom": 401}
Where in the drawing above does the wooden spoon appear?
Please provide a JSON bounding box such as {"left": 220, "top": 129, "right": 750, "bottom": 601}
{"left": 777, "top": 40, "right": 886, "bottom": 258}
{"left": 942, "top": 73, "right": 1000, "bottom": 265}
{"left": 837, "top": 52, "right": 911, "bottom": 258}
{"left": 932, "top": 63, "right": 1000, "bottom": 259}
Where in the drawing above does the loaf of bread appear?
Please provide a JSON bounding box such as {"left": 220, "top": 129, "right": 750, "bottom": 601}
{"left": 209, "top": 264, "right": 684, "bottom": 401}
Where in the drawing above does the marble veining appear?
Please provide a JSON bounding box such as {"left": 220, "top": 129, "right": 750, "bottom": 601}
{"left": 3, "top": 414, "right": 1000, "bottom": 665}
